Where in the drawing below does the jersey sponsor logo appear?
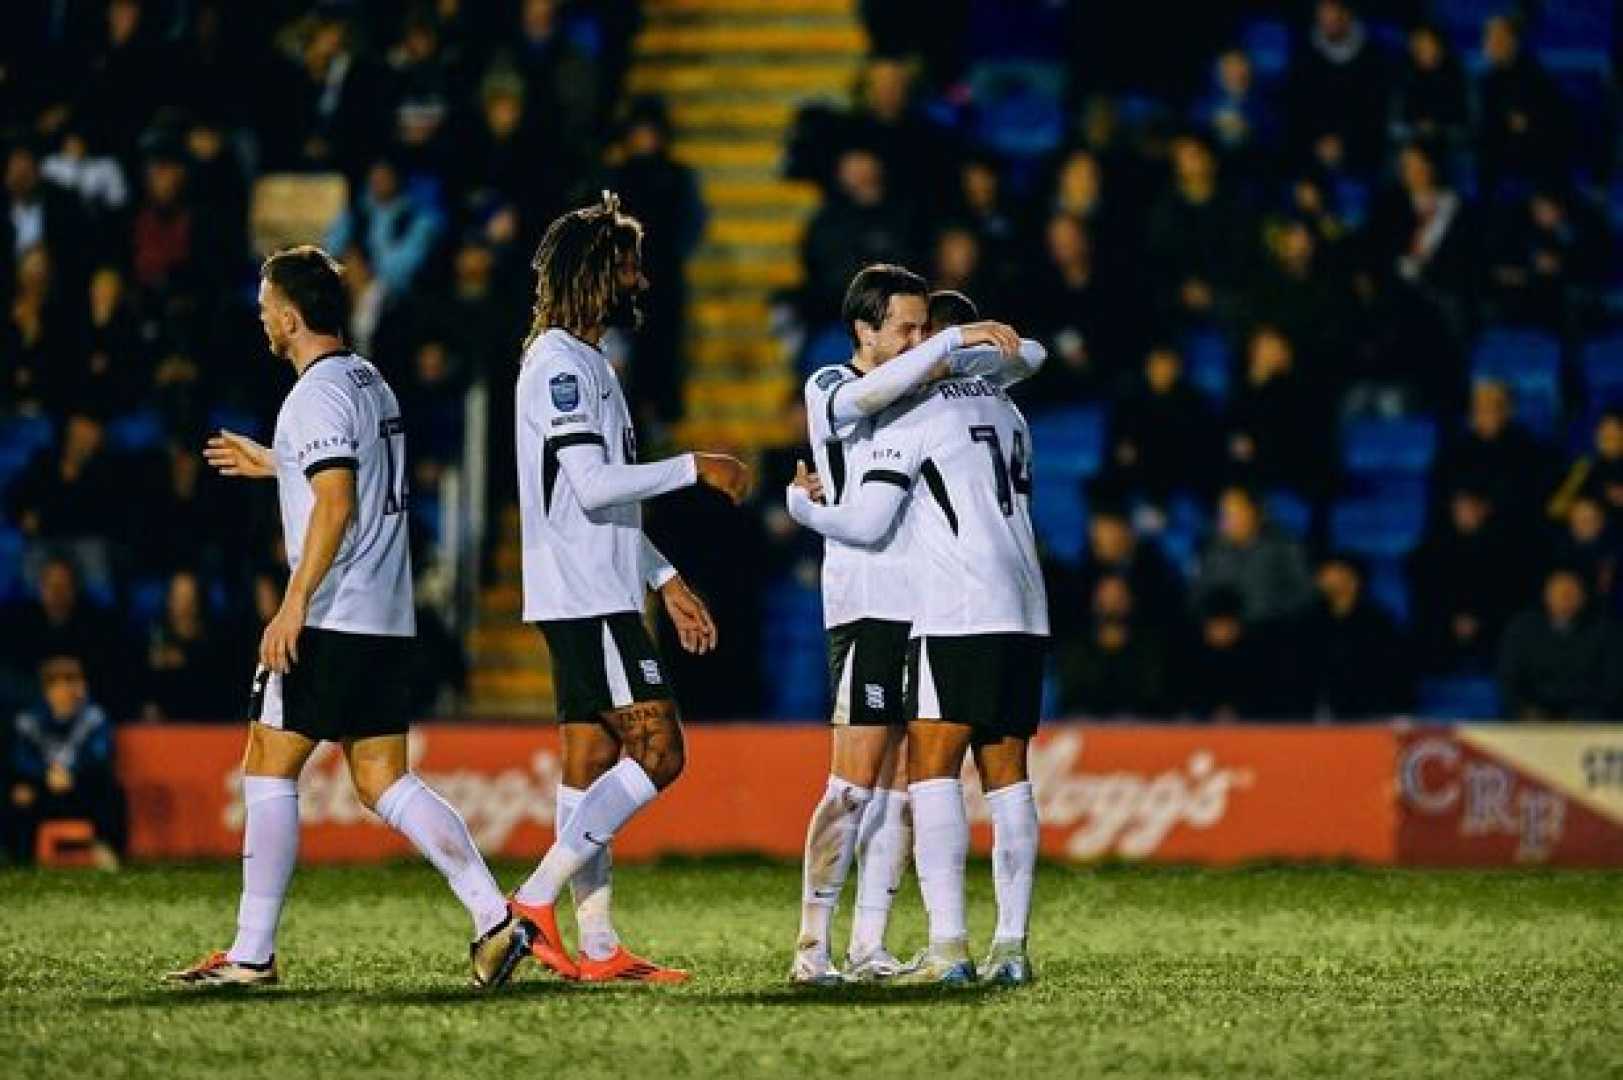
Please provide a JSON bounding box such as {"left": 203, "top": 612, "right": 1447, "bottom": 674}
{"left": 601, "top": 387, "right": 613, "bottom": 399}
{"left": 551, "top": 412, "right": 588, "bottom": 428}
{"left": 347, "top": 367, "right": 378, "bottom": 388}
{"left": 863, "top": 683, "right": 885, "bottom": 710}
{"left": 814, "top": 367, "right": 847, "bottom": 391}
{"left": 550, "top": 372, "right": 581, "bottom": 411}
{"left": 938, "top": 380, "right": 1004, "bottom": 400}
{"left": 640, "top": 659, "right": 663, "bottom": 685}
{"left": 870, "top": 447, "right": 903, "bottom": 462}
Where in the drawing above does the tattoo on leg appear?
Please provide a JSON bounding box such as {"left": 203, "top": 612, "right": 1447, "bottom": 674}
{"left": 603, "top": 701, "right": 684, "bottom": 786}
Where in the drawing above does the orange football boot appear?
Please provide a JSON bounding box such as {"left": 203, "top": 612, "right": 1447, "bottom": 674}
{"left": 507, "top": 898, "right": 580, "bottom": 980}
{"left": 577, "top": 946, "right": 690, "bottom": 985}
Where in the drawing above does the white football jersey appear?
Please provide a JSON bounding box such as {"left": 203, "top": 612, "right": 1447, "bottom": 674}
{"left": 517, "top": 328, "right": 661, "bottom": 622}
{"left": 272, "top": 350, "right": 415, "bottom": 637}
{"left": 857, "top": 377, "right": 1049, "bottom": 637}
{"left": 804, "top": 363, "right": 916, "bottom": 628}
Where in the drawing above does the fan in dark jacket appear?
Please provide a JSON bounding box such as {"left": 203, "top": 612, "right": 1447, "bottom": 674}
{"left": 1498, "top": 567, "right": 1623, "bottom": 720}
{"left": 1294, "top": 555, "right": 1414, "bottom": 719}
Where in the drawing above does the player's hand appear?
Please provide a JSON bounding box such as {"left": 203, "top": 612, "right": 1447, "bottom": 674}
{"left": 660, "top": 575, "right": 718, "bottom": 654}
{"left": 205, "top": 429, "right": 274, "bottom": 479}
{"left": 792, "top": 459, "right": 824, "bottom": 504}
{"left": 957, "top": 321, "right": 1021, "bottom": 358}
{"left": 694, "top": 452, "right": 752, "bottom": 504}
{"left": 259, "top": 598, "right": 305, "bottom": 675}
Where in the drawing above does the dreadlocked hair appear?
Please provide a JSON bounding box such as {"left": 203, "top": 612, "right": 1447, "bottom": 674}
{"left": 523, "top": 190, "right": 644, "bottom": 350}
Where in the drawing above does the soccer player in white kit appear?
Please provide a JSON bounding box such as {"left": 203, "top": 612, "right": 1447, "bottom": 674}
{"left": 507, "top": 194, "right": 750, "bottom": 983}
{"left": 790, "top": 266, "right": 1043, "bottom": 983}
{"left": 167, "top": 247, "right": 534, "bottom": 989}
{"left": 787, "top": 333, "right": 1049, "bottom": 986}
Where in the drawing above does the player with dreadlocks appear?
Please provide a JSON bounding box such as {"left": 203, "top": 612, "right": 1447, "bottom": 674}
{"left": 508, "top": 192, "right": 751, "bottom": 983}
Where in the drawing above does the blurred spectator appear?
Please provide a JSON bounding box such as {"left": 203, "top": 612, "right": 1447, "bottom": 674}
{"left": 1388, "top": 23, "right": 1468, "bottom": 151}
{"left": 1498, "top": 567, "right": 1623, "bottom": 720}
{"left": 129, "top": 147, "right": 202, "bottom": 301}
{"left": 1550, "top": 410, "right": 1623, "bottom": 519}
{"left": 326, "top": 156, "right": 445, "bottom": 294}
{"left": 1248, "top": 216, "right": 1353, "bottom": 381}
{"left": 604, "top": 96, "right": 706, "bottom": 427}
{"left": 342, "top": 242, "right": 393, "bottom": 358}
{"left": 1477, "top": 14, "right": 1571, "bottom": 193}
{"left": 1066, "top": 504, "right": 1185, "bottom": 634}
{"left": 1549, "top": 492, "right": 1619, "bottom": 618}
{"left": 1296, "top": 555, "right": 1413, "bottom": 718}
{"left": 453, "top": 65, "right": 558, "bottom": 239}
{"left": 4, "top": 655, "right": 125, "bottom": 866}
{"left": 75, "top": 0, "right": 172, "bottom": 159}
{"left": 1222, "top": 326, "right": 1328, "bottom": 496}
{"left": 1194, "top": 486, "right": 1314, "bottom": 628}
{"left": 0, "top": 557, "right": 126, "bottom": 721}
{"left": 799, "top": 147, "right": 921, "bottom": 328}
{"left": 1486, "top": 186, "right": 1607, "bottom": 332}
{"left": 4, "top": 139, "right": 87, "bottom": 301}
{"left": 930, "top": 224, "right": 998, "bottom": 316}
{"left": 1374, "top": 143, "right": 1475, "bottom": 328}
{"left": 1409, "top": 485, "right": 1532, "bottom": 673}
{"left": 139, "top": 570, "right": 235, "bottom": 722}
{"left": 271, "top": 12, "right": 387, "bottom": 174}
{"left": 397, "top": 339, "right": 467, "bottom": 482}
{"left": 513, "top": 0, "right": 600, "bottom": 187}
{"left": 388, "top": 7, "right": 457, "bottom": 172}
{"left": 41, "top": 125, "right": 129, "bottom": 225}
{"left": 1436, "top": 379, "right": 1558, "bottom": 528}
{"left": 846, "top": 57, "right": 952, "bottom": 210}
{"left": 1106, "top": 343, "right": 1220, "bottom": 501}
{"left": 1018, "top": 214, "right": 1137, "bottom": 399}
{"left": 1146, "top": 133, "right": 1254, "bottom": 327}
{"left": 8, "top": 413, "right": 123, "bottom": 548}
{"left": 69, "top": 266, "right": 150, "bottom": 419}
{"left": 133, "top": 440, "right": 247, "bottom": 577}
{"left": 1287, "top": 0, "right": 1388, "bottom": 170}
{"left": 1194, "top": 46, "right": 1278, "bottom": 178}
{"left": 1055, "top": 575, "right": 1173, "bottom": 718}
{"left": 4, "top": 245, "right": 76, "bottom": 413}
{"left": 1045, "top": 147, "right": 1132, "bottom": 280}
{"left": 951, "top": 155, "right": 1018, "bottom": 267}
{"left": 1182, "top": 587, "right": 1274, "bottom": 720}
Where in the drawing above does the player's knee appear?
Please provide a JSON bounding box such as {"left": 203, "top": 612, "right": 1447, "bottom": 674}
{"left": 350, "top": 765, "right": 404, "bottom": 811}
{"left": 637, "top": 738, "right": 685, "bottom": 790}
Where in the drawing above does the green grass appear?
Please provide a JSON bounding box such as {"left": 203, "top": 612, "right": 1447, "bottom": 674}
{"left": 1, "top": 861, "right": 1620, "bottom": 1079}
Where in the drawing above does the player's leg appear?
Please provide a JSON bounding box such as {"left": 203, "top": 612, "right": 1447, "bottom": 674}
{"left": 557, "top": 721, "right": 624, "bottom": 963}
{"left": 166, "top": 706, "right": 313, "bottom": 986}
{"left": 973, "top": 736, "right": 1037, "bottom": 985}
{"left": 515, "top": 614, "right": 686, "bottom": 981}
{"left": 845, "top": 731, "right": 912, "bottom": 978}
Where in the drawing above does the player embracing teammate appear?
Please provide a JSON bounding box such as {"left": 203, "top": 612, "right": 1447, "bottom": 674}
{"left": 788, "top": 266, "right": 1048, "bottom": 986}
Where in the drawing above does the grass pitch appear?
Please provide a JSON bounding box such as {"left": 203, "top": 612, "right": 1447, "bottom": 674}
{"left": 1, "top": 861, "right": 1619, "bottom": 1079}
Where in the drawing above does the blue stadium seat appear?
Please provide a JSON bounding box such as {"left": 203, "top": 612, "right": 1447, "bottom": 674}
{"left": 206, "top": 406, "right": 265, "bottom": 440}
{"left": 0, "top": 527, "right": 24, "bottom": 604}
{"left": 1156, "top": 526, "right": 1200, "bottom": 580}
{"left": 1579, "top": 333, "right": 1623, "bottom": 406}
{"left": 1026, "top": 406, "right": 1103, "bottom": 565}
{"left": 970, "top": 63, "right": 1066, "bottom": 159}
{"left": 1263, "top": 489, "right": 1311, "bottom": 539}
{"left": 1183, "top": 329, "right": 1231, "bottom": 402}
{"left": 1471, "top": 327, "right": 1563, "bottom": 435}
{"left": 1341, "top": 418, "right": 1438, "bottom": 475}
{"left": 104, "top": 409, "right": 166, "bottom": 453}
{"left": 1364, "top": 557, "right": 1412, "bottom": 626}
{"left": 1329, "top": 495, "right": 1428, "bottom": 559}
{"left": 126, "top": 577, "right": 166, "bottom": 631}
{"left": 1030, "top": 476, "right": 1086, "bottom": 565}
{"left": 1418, "top": 675, "right": 1502, "bottom": 720}
{"left": 761, "top": 578, "right": 827, "bottom": 720}
{"left": 798, "top": 323, "right": 850, "bottom": 378}
{"left": 1529, "top": 0, "right": 1613, "bottom": 55}
{"left": 1239, "top": 19, "right": 1290, "bottom": 78}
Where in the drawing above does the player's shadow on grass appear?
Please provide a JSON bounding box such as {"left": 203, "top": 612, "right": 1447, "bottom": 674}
{"left": 689, "top": 984, "right": 1006, "bottom": 1008}
{"left": 95, "top": 981, "right": 573, "bottom": 1010}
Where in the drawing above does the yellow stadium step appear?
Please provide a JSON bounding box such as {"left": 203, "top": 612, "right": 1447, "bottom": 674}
{"left": 673, "top": 139, "right": 782, "bottom": 171}
{"left": 650, "top": 0, "right": 854, "bottom": 14}
{"left": 674, "top": 415, "right": 800, "bottom": 450}
{"left": 470, "top": 624, "right": 538, "bottom": 662}
{"left": 706, "top": 216, "right": 806, "bottom": 248}
{"left": 638, "top": 23, "right": 867, "bottom": 55}
{"left": 691, "top": 297, "right": 771, "bottom": 333}
{"left": 689, "top": 254, "right": 804, "bottom": 289}
{"left": 627, "top": 63, "right": 857, "bottom": 96}
{"left": 480, "top": 582, "right": 523, "bottom": 617}
{"left": 688, "top": 335, "right": 785, "bottom": 369}
{"left": 687, "top": 373, "right": 796, "bottom": 410}
{"left": 671, "top": 99, "right": 797, "bottom": 132}
{"left": 702, "top": 178, "right": 820, "bottom": 211}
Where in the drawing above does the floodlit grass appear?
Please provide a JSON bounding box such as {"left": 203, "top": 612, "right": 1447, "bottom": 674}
{"left": 1, "top": 860, "right": 1619, "bottom": 1078}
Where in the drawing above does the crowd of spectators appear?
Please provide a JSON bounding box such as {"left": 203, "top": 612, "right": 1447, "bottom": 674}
{"left": 776, "top": 0, "right": 1623, "bottom": 720}
{"left": 0, "top": 1, "right": 698, "bottom": 743}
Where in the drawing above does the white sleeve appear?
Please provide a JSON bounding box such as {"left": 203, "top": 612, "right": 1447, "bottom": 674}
{"left": 946, "top": 338, "right": 1047, "bottom": 389}
{"left": 823, "top": 326, "right": 964, "bottom": 435}
{"left": 555, "top": 440, "right": 698, "bottom": 512}
{"left": 786, "top": 478, "right": 909, "bottom": 546}
{"left": 640, "top": 536, "right": 678, "bottom": 590}
{"left": 283, "top": 380, "right": 360, "bottom": 477}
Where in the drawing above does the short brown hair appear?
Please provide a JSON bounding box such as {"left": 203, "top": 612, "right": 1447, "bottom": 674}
{"left": 261, "top": 245, "right": 347, "bottom": 337}
{"left": 927, "top": 289, "right": 979, "bottom": 330}
{"left": 842, "top": 263, "right": 927, "bottom": 345}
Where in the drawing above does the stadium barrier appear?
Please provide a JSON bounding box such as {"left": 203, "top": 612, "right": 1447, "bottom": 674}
{"left": 117, "top": 723, "right": 1623, "bottom": 867}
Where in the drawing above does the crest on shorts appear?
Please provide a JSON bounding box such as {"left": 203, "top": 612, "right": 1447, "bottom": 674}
{"left": 550, "top": 372, "right": 580, "bottom": 411}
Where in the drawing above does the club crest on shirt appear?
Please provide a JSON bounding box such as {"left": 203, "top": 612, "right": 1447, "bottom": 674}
{"left": 550, "top": 372, "right": 580, "bottom": 411}
{"left": 814, "top": 367, "right": 847, "bottom": 391}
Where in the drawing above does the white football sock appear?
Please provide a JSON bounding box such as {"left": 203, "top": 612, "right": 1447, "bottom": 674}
{"left": 227, "top": 776, "right": 299, "bottom": 965}
{"left": 910, "top": 778, "right": 969, "bottom": 945}
{"left": 849, "top": 788, "right": 910, "bottom": 959}
{"left": 516, "top": 759, "right": 657, "bottom": 906}
{"left": 375, "top": 773, "right": 508, "bottom": 937}
{"left": 558, "top": 784, "right": 620, "bottom": 961}
{"left": 796, "top": 776, "right": 872, "bottom": 955}
{"left": 986, "top": 780, "right": 1038, "bottom": 945}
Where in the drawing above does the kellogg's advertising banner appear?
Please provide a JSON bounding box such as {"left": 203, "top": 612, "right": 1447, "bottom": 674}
{"left": 1397, "top": 725, "right": 1623, "bottom": 866}
{"left": 115, "top": 723, "right": 1623, "bottom": 866}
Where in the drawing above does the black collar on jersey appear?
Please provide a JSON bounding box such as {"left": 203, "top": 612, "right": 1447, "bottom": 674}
{"left": 842, "top": 361, "right": 861, "bottom": 376}
{"left": 298, "top": 347, "right": 352, "bottom": 378}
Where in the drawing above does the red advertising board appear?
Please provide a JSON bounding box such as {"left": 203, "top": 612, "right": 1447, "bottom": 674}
{"left": 117, "top": 723, "right": 1399, "bottom": 865}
